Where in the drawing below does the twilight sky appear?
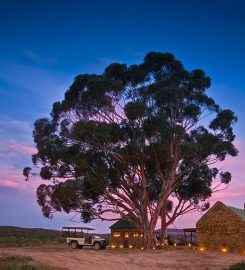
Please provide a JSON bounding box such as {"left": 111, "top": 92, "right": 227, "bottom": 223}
{"left": 0, "top": 0, "right": 244, "bottom": 233}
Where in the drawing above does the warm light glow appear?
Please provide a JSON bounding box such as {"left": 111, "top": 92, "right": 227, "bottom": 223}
{"left": 152, "top": 246, "right": 156, "bottom": 250}
{"left": 129, "top": 244, "right": 133, "bottom": 249}
{"left": 156, "top": 243, "right": 159, "bottom": 246}
{"left": 141, "top": 247, "right": 144, "bottom": 250}
{"left": 174, "top": 243, "right": 177, "bottom": 247}
{"left": 124, "top": 232, "right": 129, "bottom": 238}
{"left": 188, "top": 243, "right": 191, "bottom": 247}
{"left": 120, "top": 244, "right": 124, "bottom": 248}
{"left": 199, "top": 247, "right": 205, "bottom": 252}
{"left": 161, "top": 243, "right": 164, "bottom": 246}
{"left": 221, "top": 247, "right": 229, "bottom": 253}
{"left": 140, "top": 233, "right": 143, "bottom": 237}
{"left": 111, "top": 244, "right": 116, "bottom": 249}
{"left": 113, "top": 232, "right": 120, "bottom": 238}
{"left": 133, "top": 232, "right": 139, "bottom": 237}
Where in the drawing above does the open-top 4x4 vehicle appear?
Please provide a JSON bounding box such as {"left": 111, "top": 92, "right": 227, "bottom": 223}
{"left": 62, "top": 227, "right": 107, "bottom": 250}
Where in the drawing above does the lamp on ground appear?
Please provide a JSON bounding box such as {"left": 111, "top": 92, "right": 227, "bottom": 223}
{"left": 221, "top": 247, "right": 229, "bottom": 253}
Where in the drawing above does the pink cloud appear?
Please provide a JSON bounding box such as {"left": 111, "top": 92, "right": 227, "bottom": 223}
{"left": 0, "top": 165, "right": 40, "bottom": 192}
{"left": 6, "top": 141, "right": 36, "bottom": 155}
{"left": 213, "top": 190, "right": 245, "bottom": 200}
{"left": 207, "top": 139, "right": 244, "bottom": 200}
{"left": 0, "top": 179, "right": 27, "bottom": 190}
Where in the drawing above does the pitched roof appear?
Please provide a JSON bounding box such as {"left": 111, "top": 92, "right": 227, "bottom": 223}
{"left": 109, "top": 219, "right": 136, "bottom": 229}
{"left": 197, "top": 201, "right": 245, "bottom": 225}
{"left": 227, "top": 205, "right": 245, "bottom": 221}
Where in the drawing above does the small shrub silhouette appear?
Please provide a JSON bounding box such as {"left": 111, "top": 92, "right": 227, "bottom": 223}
{"left": 225, "top": 261, "right": 245, "bottom": 270}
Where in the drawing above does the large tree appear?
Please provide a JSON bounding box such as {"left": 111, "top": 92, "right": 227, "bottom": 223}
{"left": 24, "top": 52, "right": 237, "bottom": 249}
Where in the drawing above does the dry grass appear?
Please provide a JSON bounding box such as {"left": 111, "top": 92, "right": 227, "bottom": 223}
{"left": 0, "top": 244, "right": 244, "bottom": 270}
{"left": 0, "top": 253, "right": 62, "bottom": 270}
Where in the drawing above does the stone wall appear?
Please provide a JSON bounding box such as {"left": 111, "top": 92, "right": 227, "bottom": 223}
{"left": 196, "top": 202, "right": 245, "bottom": 252}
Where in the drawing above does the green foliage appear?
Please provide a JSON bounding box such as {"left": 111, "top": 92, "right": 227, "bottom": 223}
{"left": 223, "top": 261, "right": 245, "bottom": 270}
{"left": 24, "top": 51, "right": 238, "bottom": 228}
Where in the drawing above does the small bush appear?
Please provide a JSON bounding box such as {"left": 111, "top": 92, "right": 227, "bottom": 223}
{"left": 0, "top": 263, "right": 38, "bottom": 270}
{"left": 223, "top": 261, "right": 245, "bottom": 270}
{"left": 0, "top": 255, "right": 53, "bottom": 270}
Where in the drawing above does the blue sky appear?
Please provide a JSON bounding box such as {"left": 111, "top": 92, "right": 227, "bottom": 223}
{"left": 0, "top": 0, "right": 245, "bottom": 232}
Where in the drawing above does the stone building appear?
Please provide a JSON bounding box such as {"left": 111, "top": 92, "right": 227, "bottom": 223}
{"left": 196, "top": 201, "right": 245, "bottom": 252}
{"left": 110, "top": 219, "right": 143, "bottom": 249}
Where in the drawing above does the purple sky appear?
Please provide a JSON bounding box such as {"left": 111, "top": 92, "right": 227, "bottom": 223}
{"left": 0, "top": 0, "right": 244, "bottom": 233}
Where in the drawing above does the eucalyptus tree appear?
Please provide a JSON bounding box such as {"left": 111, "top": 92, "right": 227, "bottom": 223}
{"left": 24, "top": 52, "right": 237, "bottom": 249}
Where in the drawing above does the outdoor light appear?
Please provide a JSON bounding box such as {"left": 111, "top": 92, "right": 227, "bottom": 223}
{"left": 188, "top": 243, "right": 191, "bottom": 247}
{"left": 199, "top": 247, "right": 205, "bottom": 252}
{"left": 111, "top": 244, "right": 116, "bottom": 249}
{"left": 129, "top": 244, "right": 133, "bottom": 249}
{"left": 133, "top": 232, "right": 139, "bottom": 237}
{"left": 124, "top": 232, "right": 129, "bottom": 238}
{"left": 161, "top": 243, "right": 164, "bottom": 246}
{"left": 141, "top": 247, "right": 144, "bottom": 250}
{"left": 221, "top": 247, "right": 228, "bottom": 253}
{"left": 152, "top": 246, "right": 156, "bottom": 250}
{"left": 156, "top": 243, "right": 159, "bottom": 246}
{"left": 120, "top": 244, "right": 124, "bottom": 248}
{"left": 174, "top": 243, "right": 177, "bottom": 247}
{"left": 140, "top": 233, "right": 143, "bottom": 237}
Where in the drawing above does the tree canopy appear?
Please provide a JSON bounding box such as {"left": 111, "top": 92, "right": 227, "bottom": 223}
{"left": 24, "top": 52, "right": 238, "bottom": 248}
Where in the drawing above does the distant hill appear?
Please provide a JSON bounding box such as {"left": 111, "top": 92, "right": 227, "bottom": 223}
{"left": 0, "top": 226, "right": 62, "bottom": 238}
{"left": 0, "top": 226, "right": 111, "bottom": 242}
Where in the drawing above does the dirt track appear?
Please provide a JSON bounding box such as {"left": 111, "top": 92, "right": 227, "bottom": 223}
{"left": 0, "top": 244, "right": 244, "bottom": 270}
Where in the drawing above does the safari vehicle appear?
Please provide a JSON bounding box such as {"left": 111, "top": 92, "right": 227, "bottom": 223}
{"left": 62, "top": 227, "right": 107, "bottom": 250}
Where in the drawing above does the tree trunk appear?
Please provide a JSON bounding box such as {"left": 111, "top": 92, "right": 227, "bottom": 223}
{"left": 143, "top": 226, "right": 155, "bottom": 249}
{"left": 160, "top": 206, "right": 167, "bottom": 244}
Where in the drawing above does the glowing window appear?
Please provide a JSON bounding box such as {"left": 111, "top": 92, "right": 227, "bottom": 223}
{"left": 133, "top": 232, "right": 139, "bottom": 237}
{"left": 113, "top": 232, "right": 120, "bottom": 237}
{"left": 124, "top": 232, "right": 129, "bottom": 238}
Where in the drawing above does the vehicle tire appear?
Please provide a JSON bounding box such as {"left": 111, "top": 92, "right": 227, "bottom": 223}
{"left": 71, "top": 241, "right": 78, "bottom": 249}
{"left": 94, "top": 242, "right": 102, "bottom": 250}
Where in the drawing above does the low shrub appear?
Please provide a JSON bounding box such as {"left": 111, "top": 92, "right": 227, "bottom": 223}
{"left": 223, "top": 261, "right": 245, "bottom": 270}
{"left": 0, "top": 255, "right": 53, "bottom": 270}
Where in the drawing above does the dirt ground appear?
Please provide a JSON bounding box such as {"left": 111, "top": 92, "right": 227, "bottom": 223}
{"left": 0, "top": 244, "right": 244, "bottom": 270}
